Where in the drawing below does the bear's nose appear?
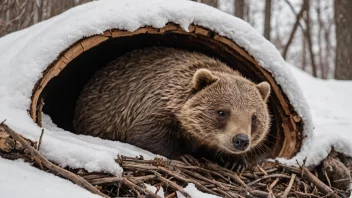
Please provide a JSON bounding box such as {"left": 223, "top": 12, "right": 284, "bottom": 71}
{"left": 232, "top": 134, "right": 249, "bottom": 151}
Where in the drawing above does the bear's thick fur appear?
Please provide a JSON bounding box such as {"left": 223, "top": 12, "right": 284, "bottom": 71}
{"left": 74, "top": 47, "right": 271, "bottom": 166}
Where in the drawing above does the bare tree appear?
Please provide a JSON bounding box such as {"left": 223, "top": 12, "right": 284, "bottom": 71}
{"left": 282, "top": 0, "right": 305, "bottom": 59}
{"left": 302, "top": 29, "right": 307, "bottom": 71}
{"left": 283, "top": 0, "right": 317, "bottom": 77}
{"left": 0, "top": 0, "right": 94, "bottom": 38}
{"left": 323, "top": 18, "right": 334, "bottom": 78}
{"left": 234, "top": 0, "right": 245, "bottom": 19}
{"left": 303, "top": 0, "right": 317, "bottom": 77}
{"left": 264, "top": 0, "right": 272, "bottom": 40}
{"left": 316, "top": 1, "right": 327, "bottom": 79}
{"left": 334, "top": 0, "right": 352, "bottom": 80}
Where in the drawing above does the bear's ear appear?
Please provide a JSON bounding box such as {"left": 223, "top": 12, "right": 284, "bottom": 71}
{"left": 193, "top": 69, "right": 218, "bottom": 91}
{"left": 256, "top": 82, "right": 271, "bottom": 102}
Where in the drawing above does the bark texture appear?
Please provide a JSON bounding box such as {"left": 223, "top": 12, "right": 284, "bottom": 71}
{"left": 264, "top": 0, "right": 272, "bottom": 40}
{"left": 234, "top": 0, "right": 245, "bottom": 19}
{"left": 334, "top": 0, "right": 352, "bottom": 80}
{"left": 201, "top": 0, "right": 218, "bottom": 8}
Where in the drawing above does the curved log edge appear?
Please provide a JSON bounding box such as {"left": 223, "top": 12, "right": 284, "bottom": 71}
{"left": 29, "top": 23, "right": 303, "bottom": 159}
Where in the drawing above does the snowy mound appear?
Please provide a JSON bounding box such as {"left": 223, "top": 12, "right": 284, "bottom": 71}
{"left": 0, "top": 0, "right": 350, "bottom": 178}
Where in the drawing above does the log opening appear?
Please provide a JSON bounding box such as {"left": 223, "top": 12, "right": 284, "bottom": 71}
{"left": 30, "top": 23, "right": 303, "bottom": 159}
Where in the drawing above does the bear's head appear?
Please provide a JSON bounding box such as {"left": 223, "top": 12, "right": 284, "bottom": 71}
{"left": 180, "top": 68, "right": 271, "bottom": 155}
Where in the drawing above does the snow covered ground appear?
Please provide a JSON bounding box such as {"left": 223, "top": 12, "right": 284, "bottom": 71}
{"left": 1, "top": 65, "right": 351, "bottom": 197}
{"left": 0, "top": 158, "right": 100, "bottom": 198}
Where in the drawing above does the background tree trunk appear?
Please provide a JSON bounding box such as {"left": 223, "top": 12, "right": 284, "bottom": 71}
{"left": 201, "top": 0, "right": 218, "bottom": 8}
{"left": 302, "top": 30, "right": 307, "bottom": 71}
{"left": 334, "top": 0, "right": 352, "bottom": 80}
{"left": 303, "top": 0, "right": 317, "bottom": 77}
{"left": 316, "top": 1, "right": 326, "bottom": 79}
{"left": 264, "top": 0, "right": 272, "bottom": 40}
{"left": 234, "top": 0, "right": 244, "bottom": 19}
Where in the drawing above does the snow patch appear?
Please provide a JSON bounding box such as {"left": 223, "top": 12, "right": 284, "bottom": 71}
{"left": 177, "top": 183, "right": 221, "bottom": 198}
{"left": 0, "top": 158, "right": 100, "bottom": 198}
{"left": 145, "top": 184, "right": 165, "bottom": 197}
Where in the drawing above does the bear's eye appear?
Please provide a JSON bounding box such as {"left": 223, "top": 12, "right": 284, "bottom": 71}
{"left": 252, "top": 114, "right": 257, "bottom": 123}
{"left": 251, "top": 114, "right": 257, "bottom": 133}
{"left": 217, "top": 110, "right": 227, "bottom": 118}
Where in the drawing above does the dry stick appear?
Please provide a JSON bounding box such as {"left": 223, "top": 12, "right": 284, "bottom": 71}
{"left": 37, "top": 98, "right": 44, "bottom": 127}
{"left": 276, "top": 162, "right": 301, "bottom": 174}
{"left": 214, "top": 188, "right": 241, "bottom": 198}
{"left": 282, "top": 173, "right": 296, "bottom": 198}
{"left": 294, "top": 191, "right": 321, "bottom": 198}
{"left": 81, "top": 173, "right": 108, "bottom": 180}
{"left": 323, "top": 170, "right": 332, "bottom": 187}
{"left": 247, "top": 174, "right": 291, "bottom": 186}
{"left": 332, "top": 178, "right": 351, "bottom": 183}
{"left": 123, "top": 163, "right": 158, "bottom": 170}
{"left": 89, "top": 177, "right": 123, "bottom": 185}
{"left": 151, "top": 171, "right": 191, "bottom": 198}
{"left": 180, "top": 169, "right": 234, "bottom": 197}
{"left": 183, "top": 154, "right": 201, "bottom": 166}
{"left": 170, "top": 160, "right": 232, "bottom": 184}
{"left": 165, "top": 192, "right": 176, "bottom": 198}
{"left": 120, "top": 157, "right": 162, "bottom": 164}
{"left": 248, "top": 190, "right": 269, "bottom": 198}
{"left": 194, "top": 168, "right": 242, "bottom": 190}
{"left": 0, "top": 123, "right": 109, "bottom": 198}
{"left": 182, "top": 168, "right": 230, "bottom": 190}
{"left": 267, "top": 178, "right": 280, "bottom": 198}
{"left": 218, "top": 171, "right": 248, "bottom": 188}
{"left": 122, "top": 178, "right": 160, "bottom": 198}
{"left": 33, "top": 156, "right": 44, "bottom": 170}
{"left": 157, "top": 166, "right": 218, "bottom": 195}
{"left": 37, "top": 128, "right": 44, "bottom": 151}
{"left": 269, "top": 178, "right": 280, "bottom": 190}
{"left": 301, "top": 166, "right": 335, "bottom": 197}
{"left": 181, "top": 167, "right": 245, "bottom": 196}
{"left": 229, "top": 172, "right": 248, "bottom": 188}
{"left": 195, "top": 167, "right": 233, "bottom": 184}
{"left": 203, "top": 160, "right": 248, "bottom": 188}
{"left": 129, "top": 175, "right": 156, "bottom": 183}
{"left": 123, "top": 161, "right": 216, "bottom": 195}
{"left": 257, "top": 164, "right": 268, "bottom": 176}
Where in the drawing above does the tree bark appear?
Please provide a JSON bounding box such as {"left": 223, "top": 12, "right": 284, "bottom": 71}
{"left": 334, "top": 0, "right": 352, "bottom": 80}
{"left": 264, "top": 0, "right": 272, "bottom": 40}
{"left": 201, "top": 0, "right": 218, "bottom": 8}
{"left": 316, "top": 1, "right": 327, "bottom": 79}
{"left": 303, "top": 0, "right": 317, "bottom": 77}
{"left": 323, "top": 21, "right": 333, "bottom": 78}
{"left": 234, "top": 0, "right": 245, "bottom": 19}
{"left": 302, "top": 29, "right": 307, "bottom": 71}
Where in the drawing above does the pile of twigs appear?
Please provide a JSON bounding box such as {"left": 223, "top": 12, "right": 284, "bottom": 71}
{"left": 0, "top": 122, "right": 351, "bottom": 198}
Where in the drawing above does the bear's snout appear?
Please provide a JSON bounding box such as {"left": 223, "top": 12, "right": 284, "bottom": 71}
{"left": 232, "top": 134, "right": 249, "bottom": 151}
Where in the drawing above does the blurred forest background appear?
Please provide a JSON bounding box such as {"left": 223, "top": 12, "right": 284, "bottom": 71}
{"left": 0, "top": 0, "right": 351, "bottom": 80}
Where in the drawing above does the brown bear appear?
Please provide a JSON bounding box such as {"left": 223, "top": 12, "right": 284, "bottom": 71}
{"left": 73, "top": 47, "right": 271, "bottom": 169}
